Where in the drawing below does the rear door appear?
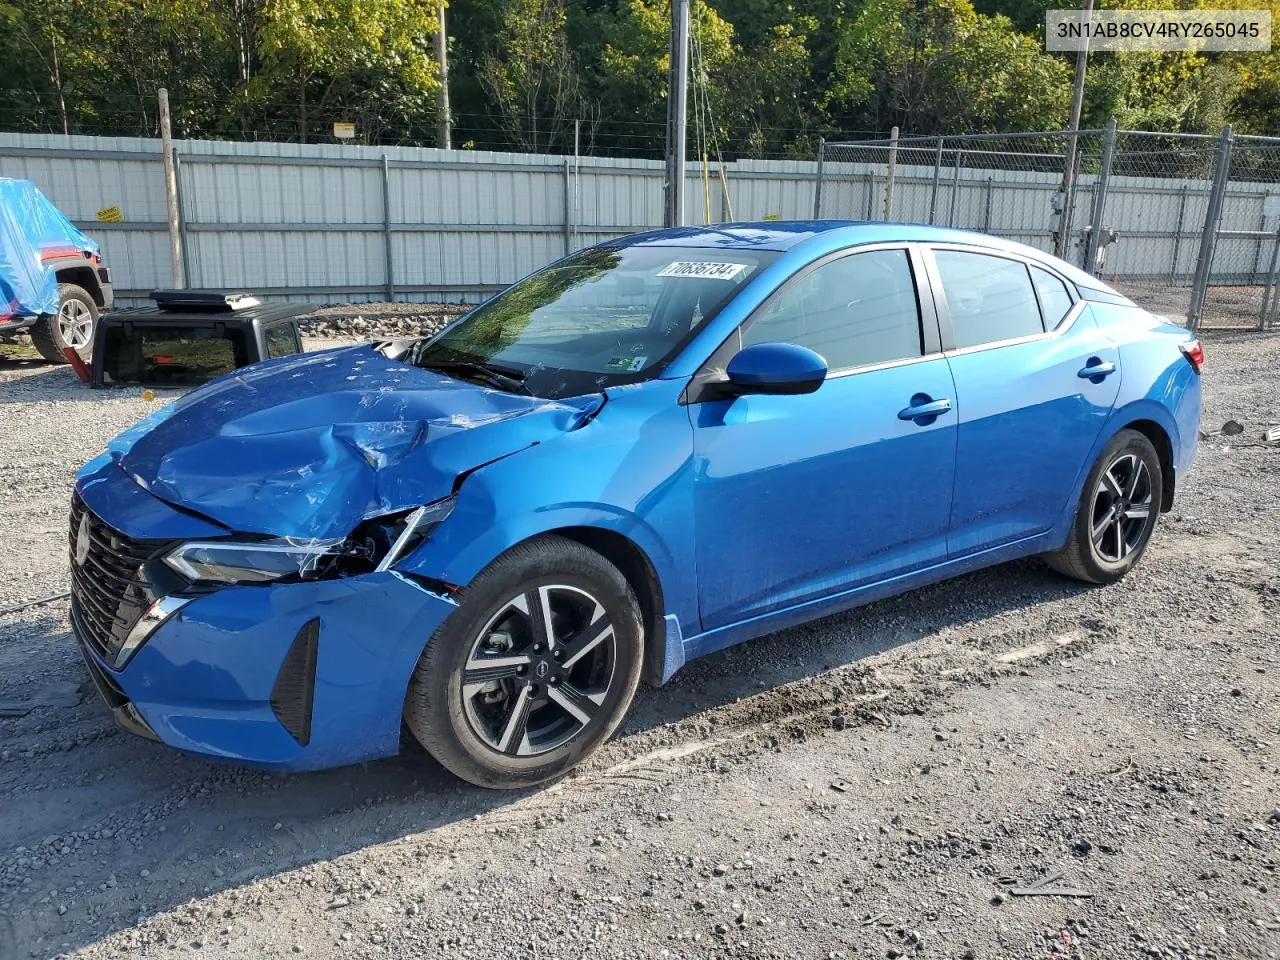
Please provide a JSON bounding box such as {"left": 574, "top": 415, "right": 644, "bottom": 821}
{"left": 923, "top": 246, "right": 1122, "bottom": 557}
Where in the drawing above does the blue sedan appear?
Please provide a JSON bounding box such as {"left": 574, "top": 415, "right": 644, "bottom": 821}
{"left": 70, "top": 222, "right": 1202, "bottom": 787}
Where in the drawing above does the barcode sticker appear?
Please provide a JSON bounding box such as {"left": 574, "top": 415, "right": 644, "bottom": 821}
{"left": 656, "top": 261, "right": 749, "bottom": 280}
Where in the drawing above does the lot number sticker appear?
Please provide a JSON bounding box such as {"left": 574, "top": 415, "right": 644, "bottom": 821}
{"left": 657, "top": 261, "right": 749, "bottom": 280}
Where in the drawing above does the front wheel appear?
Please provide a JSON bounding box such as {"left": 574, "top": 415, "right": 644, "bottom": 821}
{"left": 1046, "top": 428, "right": 1163, "bottom": 584}
{"left": 404, "top": 536, "right": 644, "bottom": 789}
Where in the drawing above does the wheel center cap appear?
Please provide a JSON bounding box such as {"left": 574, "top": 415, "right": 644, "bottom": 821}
{"left": 535, "top": 660, "right": 550, "bottom": 680}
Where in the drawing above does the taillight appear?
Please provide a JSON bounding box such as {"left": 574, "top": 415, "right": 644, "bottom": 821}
{"left": 1179, "top": 339, "right": 1204, "bottom": 374}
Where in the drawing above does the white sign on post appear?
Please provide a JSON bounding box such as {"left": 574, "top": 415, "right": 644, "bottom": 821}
{"left": 333, "top": 122, "right": 356, "bottom": 140}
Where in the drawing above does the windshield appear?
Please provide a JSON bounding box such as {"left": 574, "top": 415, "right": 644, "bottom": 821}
{"left": 410, "top": 245, "right": 777, "bottom": 398}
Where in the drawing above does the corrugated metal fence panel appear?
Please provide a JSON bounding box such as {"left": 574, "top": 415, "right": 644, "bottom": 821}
{"left": 4, "top": 131, "right": 1274, "bottom": 303}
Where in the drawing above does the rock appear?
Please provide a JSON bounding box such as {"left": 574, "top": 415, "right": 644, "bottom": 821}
{"left": 712, "top": 864, "right": 728, "bottom": 877}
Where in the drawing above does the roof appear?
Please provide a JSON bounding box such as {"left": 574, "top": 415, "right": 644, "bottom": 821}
{"left": 609, "top": 220, "right": 1113, "bottom": 294}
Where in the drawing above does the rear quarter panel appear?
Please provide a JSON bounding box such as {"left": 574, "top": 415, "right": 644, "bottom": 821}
{"left": 1078, "top": 302, "right": 1202, "bottom": 504}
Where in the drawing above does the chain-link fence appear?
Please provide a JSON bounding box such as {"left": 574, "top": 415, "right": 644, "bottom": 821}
{"left": 816, "top": 123, "right": 1280, "bottom": 331}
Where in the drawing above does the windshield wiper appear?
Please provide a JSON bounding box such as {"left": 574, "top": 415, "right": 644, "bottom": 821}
{"left": 417, "top": 358, "right": 530, "bottom": 395}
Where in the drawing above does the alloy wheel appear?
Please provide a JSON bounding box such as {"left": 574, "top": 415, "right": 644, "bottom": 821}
{"left": 461, "top": 584, "right": 617, "bottom": 757}
{"left": 57, "top": 299, "right": 95, "bottom": 349}
{"left": 1090, "top": 453, "right": 1153, "bottom": 563}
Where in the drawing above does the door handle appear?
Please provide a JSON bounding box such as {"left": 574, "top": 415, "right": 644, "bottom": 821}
{"left": 1077, "top": 359, "right": 1117, "bottom": 380}
{"left": 897, "top": 396, "right": 952, "bottom": 423}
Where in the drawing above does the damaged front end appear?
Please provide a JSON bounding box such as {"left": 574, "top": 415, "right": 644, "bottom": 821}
{"left": 161, "top": 496, "right": 457, "bottom": 586}
{"left": 109, "top": 344, "right": 604, "bottom": 542}
{"left": 70, "top": 344, "right": 605, "bottom": 770}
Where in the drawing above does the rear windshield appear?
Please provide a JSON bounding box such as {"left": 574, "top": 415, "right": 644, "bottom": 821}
{"left": 101, "top": 326, "right": 250, "bottom": 386}
{"left": 412, "top": 245, "right": 777, "bottom": 398}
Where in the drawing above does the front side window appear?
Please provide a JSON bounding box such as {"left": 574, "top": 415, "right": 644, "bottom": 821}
{"left": 412, "top": 246, "right": 776, "bottom": 398}
{"left": 933, "top": 251, "right": 1043, "bottom": 348}
{"left": 741, "top": 248, "right": 923, "bottom": 371}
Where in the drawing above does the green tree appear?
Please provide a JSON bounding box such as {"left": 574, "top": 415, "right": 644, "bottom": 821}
{"left": 257, "top": 0, "right": 441, "bottom": 141}
{"left": 832, "top": 0, "right": 1070, "bottom": 133}
{"left": 477, "top": 0, "right": 594, "bottom": 151}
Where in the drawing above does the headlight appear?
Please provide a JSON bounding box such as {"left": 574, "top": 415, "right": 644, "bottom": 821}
{"left": 164, "top": 496, "right": 455, "bottom": 585}
{"left": 164, "top": 538, "right": 347, "bottom": 584}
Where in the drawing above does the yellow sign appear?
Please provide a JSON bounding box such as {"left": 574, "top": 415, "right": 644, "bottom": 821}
{"left": 333, "top": 122, "right": 356, "bottom": 140}
{"left": 96, "top": 206, "right": 123, "bottom": 223}
{"left": 762, "top": 213, "right": 781, "bottom": 221}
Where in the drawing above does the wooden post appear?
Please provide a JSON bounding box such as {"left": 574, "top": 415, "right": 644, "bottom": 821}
{"left": 158, "top": 89, "right": 184, "bottom": 289}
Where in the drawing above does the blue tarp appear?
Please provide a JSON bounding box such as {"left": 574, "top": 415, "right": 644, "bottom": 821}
{"left": 0, "top": 178, "right": 99, "bottom": 319}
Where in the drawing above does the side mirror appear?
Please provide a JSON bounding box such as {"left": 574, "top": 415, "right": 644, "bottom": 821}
{"left": 724, "top": 341, "right": 828, "bottom": 396}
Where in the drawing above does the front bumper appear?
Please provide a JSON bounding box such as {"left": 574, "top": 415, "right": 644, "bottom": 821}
{"left": 74, "top": 569, "right": 458, "bottom": 771}
{"left": 71, "top": 458, "right": 459, "bottom": 772}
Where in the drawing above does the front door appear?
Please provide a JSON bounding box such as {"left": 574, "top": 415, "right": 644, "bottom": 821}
{"left": 689, "top": 246, "right": 958, "bottom": 632}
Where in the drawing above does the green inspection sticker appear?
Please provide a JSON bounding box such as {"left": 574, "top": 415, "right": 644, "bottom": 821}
{"left": 606, "top": 355, "right": 647, "bottom": 373}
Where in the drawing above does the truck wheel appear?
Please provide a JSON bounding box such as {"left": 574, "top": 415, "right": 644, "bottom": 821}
{"left": 30, "top": 283, "right": 98, "bottom": 364}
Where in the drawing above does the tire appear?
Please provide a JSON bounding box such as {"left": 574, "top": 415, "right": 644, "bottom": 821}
{"left": 1045, "top": 428, "right": 1164, "bottom": 585}
{"left": 404, "top": 535, "right": 644, "bottom": 789}
{"left": 30, "top": 283, "right": 98, "bottom": 364}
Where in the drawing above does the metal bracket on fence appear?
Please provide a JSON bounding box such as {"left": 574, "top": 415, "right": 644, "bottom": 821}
{"left": 947, "top": 153, "right": 962, "bottom": 227}
{"left": 172, "top": 146, "right": 191, "bottom": 289}
{"left": 563, "top": 158, "right": 573, "bottom": 255}
{"left": 928, "top": 138, "right": 944, "bottom": 223}
{"left": 1188, "top": 124, "right": 1235, "bottom": 331}
{"left": 813, "top": 137, "right": 825, "bottom": 219}
{"left": 883, "top": 127, "right": 899, "bottom": 221}
{"left": 1258, "top": 226, "right": 1280, "bottom": 326}
{"left": 1083, "top": 118, "right": 1117, "bottom": 276}
{"left": 1169, "top": 185, "right": 1189, "bottom": 283}
{"left": 381, "top": 155, "right": 395, "bottom": 301}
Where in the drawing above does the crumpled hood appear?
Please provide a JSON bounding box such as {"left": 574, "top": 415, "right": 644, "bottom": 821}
{"left": 111, "top": 345, "right": 603, "bottom": 540}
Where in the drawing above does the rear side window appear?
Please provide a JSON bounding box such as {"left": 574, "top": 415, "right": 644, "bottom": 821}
{"left": 101, "top": 326, "right": 249, "bottom": 385}
{"left": 742, "top": 248, "right": 922, "bottom": 371}
{"left": 1031, "top": 266, "right": 1074, "bottom": 329}
{"left": 265, "top": 322, "right": 301, "bottom": 359}
{"left": 933, "top": 251, "right": 1043, "bottom": 348}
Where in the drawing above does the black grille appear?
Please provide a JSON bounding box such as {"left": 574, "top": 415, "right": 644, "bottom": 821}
{"left": 68, "top": 494, "right": 175, "bottom": 662}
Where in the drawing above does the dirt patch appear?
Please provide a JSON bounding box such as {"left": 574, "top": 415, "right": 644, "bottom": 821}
{"left": 1, "top": 332, "right": 1277, "bottom": 959}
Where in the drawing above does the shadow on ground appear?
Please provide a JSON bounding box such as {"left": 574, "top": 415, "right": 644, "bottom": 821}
{"left": 0, "top": 554, "right": 1091, "bottom": 957}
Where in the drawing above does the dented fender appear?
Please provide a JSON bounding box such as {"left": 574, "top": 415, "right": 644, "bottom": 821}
{"left": 398, "top": 378, "right": 700, "bottom": 635}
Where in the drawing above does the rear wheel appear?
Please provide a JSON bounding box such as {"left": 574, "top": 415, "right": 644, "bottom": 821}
{"left": 404, "top": 536, "right": 644, "bottom": 789}
{"left": 30, "top": 283, "right": 97, "bottom": 363}
{"left": 1046, "top": 429, "right": 1163, "bottom": 584}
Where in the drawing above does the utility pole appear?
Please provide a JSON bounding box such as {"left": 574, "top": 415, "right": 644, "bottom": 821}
{"left": 1055, "top": 0, "right": 1093, "bottom": 259}
{"left": 664, "top": 0, "right": 690, "bottom": 227}
{"left": 435, "top": 0, "right": 451, "bottom": 149}
{"left": 158, "top": 88, "right": 184, "bottom": 289}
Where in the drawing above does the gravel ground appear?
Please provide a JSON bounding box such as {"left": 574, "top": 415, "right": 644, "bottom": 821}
{"left": 0, "top": 325, "right": 1278, "bottom": 960}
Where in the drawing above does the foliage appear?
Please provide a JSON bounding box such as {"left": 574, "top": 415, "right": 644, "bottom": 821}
{"left": 831, "top": 0, "right": 1070, "bottom": 133}
{"left": 2, "top": 0, "right": 1279, "bottom": 155}
{"left": 477, "top": 0, "right": 592, "bottom": 151}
